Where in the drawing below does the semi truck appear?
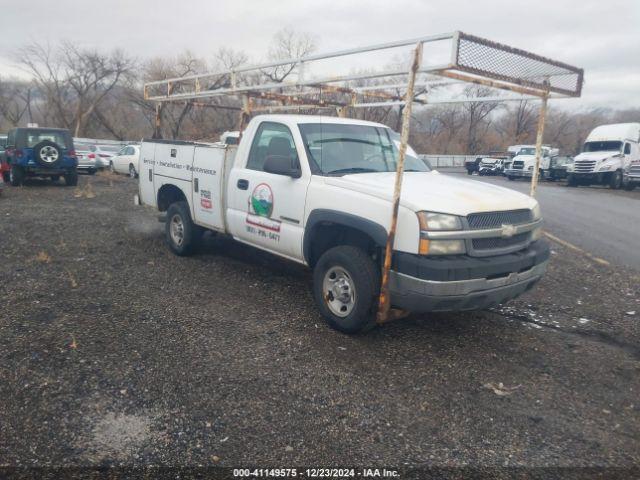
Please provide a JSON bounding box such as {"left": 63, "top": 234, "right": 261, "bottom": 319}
{"left": 504, "top": 145, "right": 559, "bottom": 181}
{"left": 136, "top": 114, "right": 549, "bottom": 333}
{"left": 568, "top": 123, "right": 640, "bottom": 189}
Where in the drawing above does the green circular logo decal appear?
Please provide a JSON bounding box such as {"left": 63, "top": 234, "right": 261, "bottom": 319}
{"left": 250, "top": 183, "right": 274, "bottom": 218}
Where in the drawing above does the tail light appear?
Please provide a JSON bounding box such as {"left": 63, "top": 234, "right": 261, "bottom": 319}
{"left": 99, "top": 154, "right": 110, "bottom": 158}
{"left": 88, "top": 153, "right": 96, "bottom": 159}
{"left": 14, "top": 149, "right": 23, "bottom": 159}
{"left": 68, "top": 149, "right": 76, "bottom": 158}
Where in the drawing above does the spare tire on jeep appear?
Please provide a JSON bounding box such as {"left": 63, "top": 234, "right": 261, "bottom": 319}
{"left": 33, "top": 140, "right": 63, "bottom": 168}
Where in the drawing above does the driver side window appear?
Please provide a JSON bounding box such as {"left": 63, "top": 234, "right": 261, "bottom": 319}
{"left": 624, "top": 143, "right": 631, "bottom": 155}
{"left": 247, "top": 122, "right": 298, "bottom": 172}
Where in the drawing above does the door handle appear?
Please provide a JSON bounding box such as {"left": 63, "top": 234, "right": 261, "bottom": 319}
{"left": 237, "top": 179, "right": 249, "bottom": 190}
{"left": 194, "top": 178, "right": 199, "bottom": 192}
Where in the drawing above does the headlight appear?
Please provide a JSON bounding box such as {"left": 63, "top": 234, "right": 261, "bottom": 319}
{"left": 417, "top": 211, "right": 462, "bottom": 231}
{"left": 420, "top": 239, "right": 466, "bottom": 255}
{"left": 532, "top": 204, "right": 541, "bottom": 220}
{"left": 417, "top": 212, "right": 464, "bottom": 255}
{"left": 528, "top": 166, "right": 534, "bottom": 171}
{"left": 599, "top": 164, "right": 611, "bottom": 171}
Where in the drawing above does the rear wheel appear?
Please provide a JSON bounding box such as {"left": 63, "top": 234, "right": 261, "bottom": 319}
{"left": 129, "top": 164, "right": 138, "bottom": 178}
{"left": 9, "top": 165, "right": 24, "bottom": 186}
{"left": 165, "top": 201, "right": 203, "bottom": 256}
{"left": 2, "top": 171, "right": 10, "bottom": 183}
{"left": 64, "top": 171, "right": 78, "bottom": 186}
{"left": 507, "top": 175, "right": 515, "bottom": 181}
{"left": 313, "top": 246, "right": 380, "bottom": 334}
{"left": 50, "top": 175, "right": 60, "bottom": 183}
{"left": 609, "top": 170, "right": 623, "bottom": 189}
{"left": 567, "top": 174, "right": 578, "bottom": 187}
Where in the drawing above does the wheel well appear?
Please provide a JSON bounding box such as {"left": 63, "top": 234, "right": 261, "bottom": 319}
{"left": 157, "top": 184, "right": 187, "bottom": 212}
{"left": 307, "top": 223, "right": 381, "bottom": 268}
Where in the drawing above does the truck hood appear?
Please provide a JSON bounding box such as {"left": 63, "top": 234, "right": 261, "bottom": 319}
{"left": 575, "top": 151, "right": 619, "bottom": 161}
{"left": 324, "top": 171, "right": 536, "bottom": 216}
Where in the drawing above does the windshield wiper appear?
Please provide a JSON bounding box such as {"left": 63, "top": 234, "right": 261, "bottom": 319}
{"left": 326, "top": 167, "right": 379, "bottom": 175}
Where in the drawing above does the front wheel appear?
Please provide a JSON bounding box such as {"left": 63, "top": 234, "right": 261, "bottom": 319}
{"left": 312, "top": 246, "right": 380, "bottom": 334}
{"left": 129, "top": 164, "right": 138, "bottom": 179}
{"left": 165, "top": 201, "right": 202, "bottom": 256}
{"left": 567, "top": 174, "right": 578, "bottom": 187}
{"left": 609, "top": 170, "right": 623, "bottom": 190}
{"left": 9, "top": 165, "right": 24, "bottom": 186}
{"left": 1, "top": 171, "right": 9, "bottom": 183}
{"left": 507, "top": 175, "right": 515, "bottom": 181}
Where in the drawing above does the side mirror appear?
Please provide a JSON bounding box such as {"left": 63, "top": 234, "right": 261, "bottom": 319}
{"left": 263, "top": 155, "right": 301, "bottom": 178}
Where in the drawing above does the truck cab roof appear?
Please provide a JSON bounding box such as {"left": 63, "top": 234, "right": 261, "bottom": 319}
{"left": 586, "top": 123, "right": 640, "bottom": 143}
{"left": 250, "top": 114, "right": 388, "bottom": 129}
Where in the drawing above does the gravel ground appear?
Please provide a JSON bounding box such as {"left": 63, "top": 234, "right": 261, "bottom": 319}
{"left": 0, "top": 173, "right": 639, "bottom": 475}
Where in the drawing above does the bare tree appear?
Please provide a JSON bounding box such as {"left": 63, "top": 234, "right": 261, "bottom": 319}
{"left": 17, "top": 41, "right": 133, "bottom": 136}
{"left": 263, "top": 28, "right": 317, "bottom": 82}
{"left": 0, "top": 77, "right": 33, "bottom": 127}
{"left": 461, "top": 86, "right": 503, "bottom": 154}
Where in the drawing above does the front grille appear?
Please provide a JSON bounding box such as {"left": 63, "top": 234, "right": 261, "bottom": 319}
{"left": 512, "top": 160, "right": 524, "bottom": 169}
{"left": 574, "top": 160, "right": 596, "bottom": 173}
{"left": 472, "top": 232, "right": 530, "bottom": 251}
{"left": 630, "top": 165, "right": 640, "bottom": 175}
{"left": 467, "top": 209, "right": 533, "bottom": 230}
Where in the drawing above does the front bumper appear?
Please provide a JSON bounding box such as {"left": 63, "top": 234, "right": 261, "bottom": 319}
{"left": 505, "top": 169, "right": 532, "bottom": 178}
{"left": 389, "top": 240, "right": 549, "bottom": 312}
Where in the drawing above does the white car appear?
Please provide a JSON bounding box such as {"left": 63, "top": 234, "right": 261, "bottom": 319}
{"left": 109, "top": 145, "right": 140, "bottom": 178}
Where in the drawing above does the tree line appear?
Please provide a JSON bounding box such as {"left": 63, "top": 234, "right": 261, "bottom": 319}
{"left": 0, "top": 31, "right": 637, "bottom": 155}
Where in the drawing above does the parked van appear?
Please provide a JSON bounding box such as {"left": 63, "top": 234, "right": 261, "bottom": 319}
{"left": 567, "top": 123, "right": 640, "bottom": 189}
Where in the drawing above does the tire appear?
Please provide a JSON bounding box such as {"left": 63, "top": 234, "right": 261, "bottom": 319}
{"left": 129, "top": 164, "right": 138, "bottom": 179}
{"left": 9, "top": 165, "right": 24, "bottom": 186}
{"left": 33, "top": 140, "right": 63, "bottom": 168}
{"left": 2, "top": 171, "right": 9, "bottom": 183}
{"left": 165, "top": 201, "right": 203, "bottom": 256}
{"left": 109, "top": 161, "right": 115, "bottom": 173}
{"left": 64, "top": 171, "right": 78, "bottom": 186}
{"left": 50, "top": 175, "right": 60, "bottom": 183}
{"left": 88, "top": 169, "right": 96, "bottom": 175}
{"left": 567, "top": 174, "right": 578, "bottom": 187}
{"left": 312, "top": 245, "right": 380, "bottom": 334}
{"left": 609, "top": 170, "right": 623, "bottom": 190}
{"left": 507, "top": 175, "right": 515, "bottom": 181}
{"left": 466, "top": 169, "right": 473, "bottom": 175}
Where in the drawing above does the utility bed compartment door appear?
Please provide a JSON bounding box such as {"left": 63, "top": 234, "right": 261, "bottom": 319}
{"left": 138, "top": 142, "right": 157, "bottom": 207}
{"left": 192, "top": 145, "right": 226, "bottom": 231}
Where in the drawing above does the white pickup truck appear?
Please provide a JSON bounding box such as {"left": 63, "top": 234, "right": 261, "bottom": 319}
{"left": 136, "top": 115, "right": 549, "bottom": 333}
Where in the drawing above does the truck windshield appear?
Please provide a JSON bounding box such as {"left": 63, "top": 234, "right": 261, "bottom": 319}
{"left": 298, "top": 123, "right": 429, "bottom": 175}
{"left": 518, "top": 147, "right": 536, "bottom": 155}
{"left": 583, "top": 141, "right": 622, "bottom": 153}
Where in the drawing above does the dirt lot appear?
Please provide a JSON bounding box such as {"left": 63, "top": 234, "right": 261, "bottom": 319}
{"left": 1, "top": 173, "right": 639, "bottom": 474}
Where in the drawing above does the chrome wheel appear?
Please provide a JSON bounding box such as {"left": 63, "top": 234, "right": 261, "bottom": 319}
{"left": 323, "top": 266, "right": 356, "bottom": 317}
{"left": 129, "top": 165, "right": 136, "bottom": 178}
{"left": 169, "top": 214, "right": 185, "bottom": 246}
{"left": 40, "top": 146, "right": 59, "bottom": 163}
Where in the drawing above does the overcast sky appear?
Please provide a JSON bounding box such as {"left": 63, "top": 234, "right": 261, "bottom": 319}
{"left": 1, "top": 0, "right": 639, "bottom": 110}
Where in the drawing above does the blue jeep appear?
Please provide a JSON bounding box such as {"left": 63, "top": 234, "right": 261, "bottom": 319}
{"left": 5, "top": 127, "right": 78, "bottom": 186}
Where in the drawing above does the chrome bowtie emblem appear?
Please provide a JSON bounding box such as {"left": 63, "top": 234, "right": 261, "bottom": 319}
{"left": 501, "top": 224, "right": 517, "bottom": 238}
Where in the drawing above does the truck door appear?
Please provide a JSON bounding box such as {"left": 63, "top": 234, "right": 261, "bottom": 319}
{"left": 226, "top": 121, "right": 310, "bottom": 261}
{"left": 191, "top": 145, "right": 226, "bottom": 231}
